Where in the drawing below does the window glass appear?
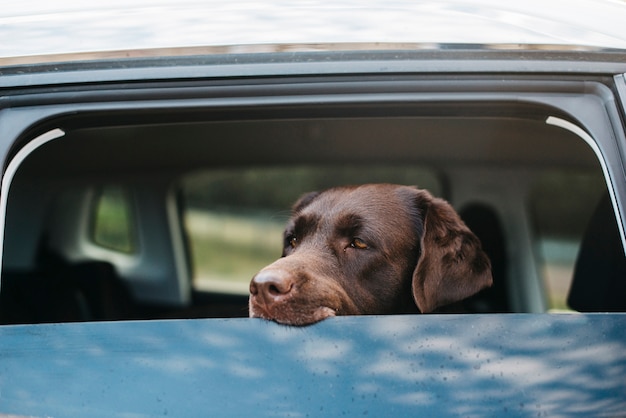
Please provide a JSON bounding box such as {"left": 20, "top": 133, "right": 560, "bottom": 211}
{"left": 91, "top": 186, "right": 136, "bottom": 253}
{"left": 181, "top": 165, "right": 441, "bottom": 295}
{"left": 529, "top": 170, "right": 606, "bottom": 311}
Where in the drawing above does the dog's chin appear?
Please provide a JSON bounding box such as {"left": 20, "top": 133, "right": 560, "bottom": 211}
{"left": 250, "top": 305, "right": 336, "bottom": 327}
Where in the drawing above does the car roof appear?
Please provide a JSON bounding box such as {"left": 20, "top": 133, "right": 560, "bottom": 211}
{"left": 3, "top": 0, "right": 626, "bottom": 65}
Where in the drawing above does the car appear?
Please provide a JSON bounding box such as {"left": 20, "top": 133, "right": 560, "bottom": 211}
{"left": 1, "top": 1, "right": 626, "bottom": 416}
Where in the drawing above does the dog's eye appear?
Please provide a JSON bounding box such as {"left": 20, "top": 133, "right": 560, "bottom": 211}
{"left": 350, "top": 238, "right": 368, "bottom": 250}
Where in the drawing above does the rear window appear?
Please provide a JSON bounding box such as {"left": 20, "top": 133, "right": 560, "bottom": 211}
{"left": 91, "top": 186, "right": 136, "bottom": 254}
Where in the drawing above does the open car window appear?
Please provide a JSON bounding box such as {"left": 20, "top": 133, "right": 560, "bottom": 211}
{"left": 1, "top": 73, "right": 625, "bottom": 324}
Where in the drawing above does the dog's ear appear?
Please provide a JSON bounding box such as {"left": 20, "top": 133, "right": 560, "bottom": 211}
{"left": 411, "top": 190, "right": 492, "bottom": 313}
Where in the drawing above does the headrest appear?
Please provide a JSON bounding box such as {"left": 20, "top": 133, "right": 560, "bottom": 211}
{"left": 568, "top": 195, "right": 626, "bottom": 312}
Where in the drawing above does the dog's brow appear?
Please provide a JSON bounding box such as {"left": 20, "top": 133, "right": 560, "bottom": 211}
{"left": 294, "top": 213, "right": 320, "bottom": 237}
{"left": 336, "top": 213, "right": 363, "bottom": 236}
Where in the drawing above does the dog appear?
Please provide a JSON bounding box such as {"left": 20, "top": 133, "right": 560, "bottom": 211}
{"left": 249, "top": 184, "right": 492, "bottom": 326}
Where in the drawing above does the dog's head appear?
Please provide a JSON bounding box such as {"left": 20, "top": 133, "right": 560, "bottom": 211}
{"left": 249, "top": 184, "right": 492, "bottom": 326}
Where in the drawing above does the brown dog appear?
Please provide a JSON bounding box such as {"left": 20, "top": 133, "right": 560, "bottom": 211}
{"left": 249, "top": 184, "right": 492, "bottom": 326}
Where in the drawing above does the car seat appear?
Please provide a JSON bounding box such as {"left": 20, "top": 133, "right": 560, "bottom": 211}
{"left": 568, "top": 194, "right": 626, "bottom": 312}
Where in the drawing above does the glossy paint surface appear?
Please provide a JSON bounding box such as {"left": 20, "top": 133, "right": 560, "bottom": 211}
{"left": 1, "top": 314, "right": 625, "bottom": 416}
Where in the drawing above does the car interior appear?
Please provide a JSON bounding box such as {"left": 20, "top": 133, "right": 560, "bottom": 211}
{"left": 0, "top": 96, "right": 622, "bottom": 324}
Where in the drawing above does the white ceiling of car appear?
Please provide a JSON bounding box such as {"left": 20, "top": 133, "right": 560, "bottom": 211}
{"left": 2, "top": 0, "right": 626, "bottom": 61}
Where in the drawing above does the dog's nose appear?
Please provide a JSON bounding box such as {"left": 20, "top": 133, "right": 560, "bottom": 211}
{"left": 250, "top": 269, "right": 295, "bottom": 303}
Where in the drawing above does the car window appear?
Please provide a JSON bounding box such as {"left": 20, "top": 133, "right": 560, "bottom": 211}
{"left": 529, "top": 170, "right": 607, "bottom": 311}
{"left": 2, "top": 75, "right": 624, "bottom": 324}
{"left": 91, "top": 185, "right": 136, "bottom": 254}
{"left": 180, "top": 165, "right": 442, "bottom": 295}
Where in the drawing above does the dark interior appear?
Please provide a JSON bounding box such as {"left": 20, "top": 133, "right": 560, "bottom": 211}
{"left": 23, "top": 113, "right": 597, "bottom": 175}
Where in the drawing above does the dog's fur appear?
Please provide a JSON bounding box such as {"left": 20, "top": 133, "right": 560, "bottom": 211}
{"left": 249, "top": 184, "right": 492, "bottom": 326}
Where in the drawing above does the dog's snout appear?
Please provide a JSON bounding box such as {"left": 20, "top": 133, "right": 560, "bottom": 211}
{"left": 250, "top": 269, "right": 295, "bottom": 302}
